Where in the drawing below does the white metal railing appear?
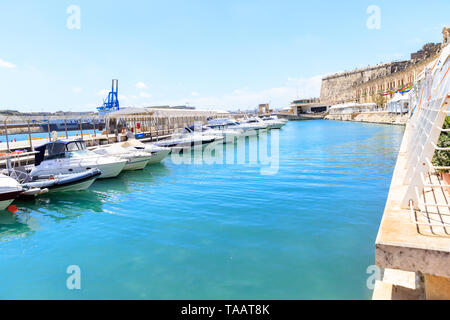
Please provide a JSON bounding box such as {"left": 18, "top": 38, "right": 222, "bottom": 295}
{"left": 400, "top": 44, "right": 450, "bottom": 231}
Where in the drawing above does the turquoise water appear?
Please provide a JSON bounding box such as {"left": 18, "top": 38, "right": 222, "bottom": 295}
{"left": 0, "top": 120, "right": 404, "bottom": 300}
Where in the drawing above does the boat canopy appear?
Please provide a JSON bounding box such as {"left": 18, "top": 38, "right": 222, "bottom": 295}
{"left": 35, "top": 140, "right": 86, "bottom": 166}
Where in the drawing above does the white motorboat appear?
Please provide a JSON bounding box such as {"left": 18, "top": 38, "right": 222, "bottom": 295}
{"left": 29, "top": 140, "right": 127, "bottom": 179}
{"left": 208, "top": 118, "right": 266, "bottom": 133}
{"left": 259, "top": 115, "right": 288, "bottom": 129}
{"left": 0, "top": 174, "right": 22, "bottom": 210}
{"left": 185, "top": 124, "right": 243, "bottom": 143}
{"left": 154, "top": 127, "right": 224, "bottom": 151}
{"left": 119, "top": 140, "right": 171, "bottom": 165}
{"left": 241, "top": 117, "right": 270, "bottom": 131}
{"left": 18, "top": 169, "right": 101, "bottom": 194}
{"left": 92, "top": 144, "right": 154, "bottom": 171}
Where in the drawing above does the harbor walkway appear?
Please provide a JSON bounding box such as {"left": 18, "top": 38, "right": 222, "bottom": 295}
{"left": 373, "top": 45, "right": 450, "bottom": 300}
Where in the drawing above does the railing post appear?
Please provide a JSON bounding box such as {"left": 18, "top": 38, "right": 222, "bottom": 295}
{"left": 4, "top": 120, "right": 10, "bottom": 153}
{"left": 47, "top": 119, "right": 51, "bottom": 141}
{"left": 27, "top": 120, "right": 33, "bottom": 151}
{"left": 64, "top": 118, "right": 68, "bottom": 139}
{"left": 80, "top": 118, "right": 83, "bottom": 140}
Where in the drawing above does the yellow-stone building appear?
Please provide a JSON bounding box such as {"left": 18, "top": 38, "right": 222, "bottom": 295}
{"left": 320, "top": 27, "right": 449, "bottom": 107}
{"left": 258, "top": 104, "right": 271, "bottom": 115}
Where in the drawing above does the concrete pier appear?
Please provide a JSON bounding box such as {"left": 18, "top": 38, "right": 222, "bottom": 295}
{"left": 373, "top": 130, "right": 450, "bottom": 299}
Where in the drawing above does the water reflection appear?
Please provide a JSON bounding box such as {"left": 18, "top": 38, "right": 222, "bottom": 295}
{"left": 0, "top": 163, "right": 171, "bottom": 239}
{"left": 0, "top": 211, "right": 34, "bottom": 240}
{"left": 91, "top": 163, "right": 170, "bottom": 194}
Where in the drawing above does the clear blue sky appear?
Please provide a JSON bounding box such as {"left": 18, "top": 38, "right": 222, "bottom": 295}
{"left": 0, "top": 0, "right": 448, "bottom": 112}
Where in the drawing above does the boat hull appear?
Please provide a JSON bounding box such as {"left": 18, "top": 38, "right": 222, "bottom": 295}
{"left": 266, "top": 123, "right": 284, "bottom": 129}
{"left": 30, "top": 161, "right": 126, "bottom": 179}
{"left": 147, "top": 149, "right": 171, "bottom": 164}
{"left": 96, "top": 161, "right": 127, "bottom": 178}
{"left": 48, "top": 177, "right": 97, "bottom": 192}
{"left": 0, "top": 191, "right": 21, "bottom": 210}
{"left": 0, "top": 199, "right": 15, "bottom": 211}
{"left": 22, "top": 169, "right": 102, "bottom": 194}
{"left": 123, "top": 157, "right": 152, "bottom": 171}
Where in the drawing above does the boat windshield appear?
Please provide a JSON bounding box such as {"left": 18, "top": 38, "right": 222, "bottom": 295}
{"left": 186, "top": 125, "right": 208, "bottom": 133}
{"left": 66, "top": 141, "right": 86, "bottom": 152}
{"left": 66, "top": 149, "right": 95, "bottom": 158}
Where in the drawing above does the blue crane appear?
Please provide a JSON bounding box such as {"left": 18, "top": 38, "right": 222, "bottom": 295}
{"left": 97, "top": 79, "right": 120, "bottom": 115}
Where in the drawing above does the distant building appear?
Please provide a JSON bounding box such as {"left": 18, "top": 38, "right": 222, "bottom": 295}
{"left": 258, "top": 104, "right": 271, "bottom": 115}
{"left": 290, "top": 98, "right": 329, "bottom": 115}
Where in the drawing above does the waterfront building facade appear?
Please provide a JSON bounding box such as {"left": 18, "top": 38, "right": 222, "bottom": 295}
{"left": 290, "top": 98, "right": 328, "bottom": 115}
{"left": 320, "top": 28, "right": 449, "bottom": 107}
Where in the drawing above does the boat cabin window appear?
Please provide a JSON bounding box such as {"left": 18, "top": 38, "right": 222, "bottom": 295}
{"left": 45, "top": 143, "right": 66, "bottom": 159}
{"left": 35, "top": 142, "right": 67, "bottom": 165}
{"left": 185, "top": 125, "right": 208, "bottom": 133}
{"left": 66, "top": 141, "right": 86, "bottom": 152}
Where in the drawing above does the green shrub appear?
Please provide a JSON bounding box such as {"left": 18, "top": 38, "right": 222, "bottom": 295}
{"left": 432, "top": 116, "right": 450, "bottom": 173}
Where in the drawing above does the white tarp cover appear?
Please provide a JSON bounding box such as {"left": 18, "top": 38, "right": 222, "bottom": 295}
{"left": 329, "top": 102, "right": 376, "bottom": 114}
{"left": 387, "top": 92, "right": 410, "bottom": 113}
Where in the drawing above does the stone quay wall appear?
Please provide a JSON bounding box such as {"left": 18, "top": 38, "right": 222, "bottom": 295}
{"left": 325, "top": 112, "right": 408, "bottom": 125}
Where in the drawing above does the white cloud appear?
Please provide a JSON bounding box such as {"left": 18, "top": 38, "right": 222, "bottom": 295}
{"left": 72, "top": 87, "right": 83, "bottom": 93}
{"left": 119, "top": 94, "right": 128, "bottom": 100}
{"left": 136, "top": 82, "right": 148, "bottom": 89}
{"left": 140, "top": 92, "right": 152, "bottom": 98}
{"left": 0, "top": 58, "right": 16, "bottom": 69}
{"left": 191, "top": 92, "right": 200, "bottom": 97}
{"left": 97, "top": 89, "right": 109, "bottom": 96}
{"left": 152, "top": 75, "right": 323, "bottom": 110}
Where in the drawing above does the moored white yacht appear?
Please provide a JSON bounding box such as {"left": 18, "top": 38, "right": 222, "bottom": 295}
{"left": 208, "top": 118, "right": 266, "bottom": 133}
{"left": 29, "top": 140, "right": 127, "bottom": 179}
{"left": 23, "top": 169, "right": 101, "bottom": 193}
{"left": 154, "top": 127, "right": 224, "bottom": 151}
{"left": 185, "top": 124, "right": 243, "bottom": 143}
{"left": 241, "top": 117, "right": 270, "bottom": 131}
{"left": 255, "top": 116, "right": 287, "bottom": 129}
{"left": 0, "top": 174, "right": 22, "bottom": 210}
{"left": 92, "top": 144, "right": 154, "bottom": 171}
{"left": 3, "top": 168, "right": 101, "bottom": 195}
{"left": 119, "top": 140, "right": 171, "bottom": 164}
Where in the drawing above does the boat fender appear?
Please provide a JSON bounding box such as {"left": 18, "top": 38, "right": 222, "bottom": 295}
{"left": 8, "top": 205, "right": 18, "bottom": 214}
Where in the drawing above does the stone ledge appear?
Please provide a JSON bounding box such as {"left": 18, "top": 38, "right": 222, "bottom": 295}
{"left": 325, "top": 112, "right": 408, "bottom": 125}
{"left": 372, "top": 280, "right": 425, "bottom": 300}
{"left": 375, "top": 125, "right": 450, "bottom": 282}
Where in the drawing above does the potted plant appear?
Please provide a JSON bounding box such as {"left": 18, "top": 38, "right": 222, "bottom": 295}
{"left": 432, "top": 116, "right": 450, "bottom": 192}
